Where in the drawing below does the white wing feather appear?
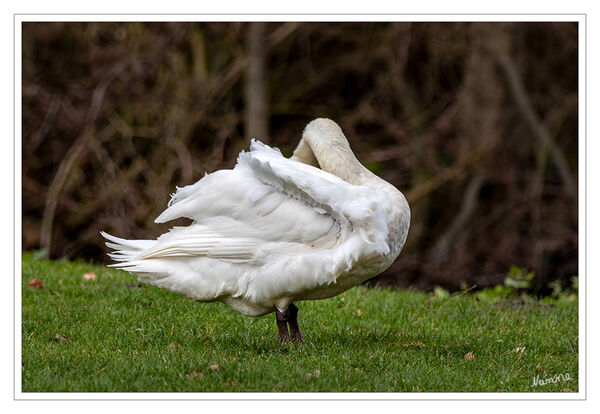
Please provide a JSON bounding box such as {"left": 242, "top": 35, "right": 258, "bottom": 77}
{"left": 104, "top": 140, "right": 393, "bottom": 314}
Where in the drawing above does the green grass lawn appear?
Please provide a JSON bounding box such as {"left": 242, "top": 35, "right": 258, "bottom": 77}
{"left": 21, "top": 253, "right": 578, "bottom": 393}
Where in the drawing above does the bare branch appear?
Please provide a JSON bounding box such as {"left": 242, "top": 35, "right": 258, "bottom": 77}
{"left": 40, "top": 61, "right": 129, "bottom": 257}
{"left": 432, "top": 173, "right": 486, "bottom": 262}
{"left": 497, "top": 52, "right": 577, "bottom": 201}
{"left": 405, "top": 140, "right": 495, "bottom": 204}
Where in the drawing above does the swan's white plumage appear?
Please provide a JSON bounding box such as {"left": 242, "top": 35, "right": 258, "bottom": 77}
{"left": 103, "top": 119, "right": 410, "bottom": 316}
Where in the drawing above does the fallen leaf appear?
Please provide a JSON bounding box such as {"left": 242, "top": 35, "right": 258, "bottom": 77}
{"left": 209, "top": 364, "right": 220, "bottom": 371}
{"left": 536, "top": 364, "right": 542, "bottom": 372}
{"left": 356, "top": 309, "right": 362, "bottom": 316}
{"left": 53, "top": 333, "right": 71, "bottom": 342}
{"left": 305, "top": 369, "right": 321, "bottom": 379}
{"left": 168, "top": 342, "right": 179, "bottom": 349}
{"left": 464, "top": 351, "right": 474, "bottom": 360}
{"left": 27, "top": 279, "right": 44, "bottom": 289}
{"left": 186, "top": 370, "right": 203, "bottom": 380}
{"left": 227, "top": 379, "right": 235, "bottom": 387}
{"left": 506, "top": 347, "right": 526, "bottom": 358}
{"left": 83, "top": 272, "right": 96, "bottom": 281}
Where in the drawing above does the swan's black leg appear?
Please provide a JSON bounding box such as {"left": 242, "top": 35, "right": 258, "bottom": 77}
{"left": 275, "top": 307, "right": 290, "bottom": 343}
{"left": 288, "top": 303, "right": 305, "bottom": 343}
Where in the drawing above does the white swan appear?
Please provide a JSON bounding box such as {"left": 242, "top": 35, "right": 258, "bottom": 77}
{"left": 103, "top": 118, "right": 410, "bottom": 342}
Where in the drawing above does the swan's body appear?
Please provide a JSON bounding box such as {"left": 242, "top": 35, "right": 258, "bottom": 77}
{"left": 103, "top": 119, "right": 410, "bottom": 341}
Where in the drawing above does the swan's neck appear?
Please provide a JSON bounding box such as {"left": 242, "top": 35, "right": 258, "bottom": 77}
{"left": 291, "top": 135, "right": 365, "bottom": 183}
{"left": 289, "top": 136, "right": 320, "bottom": 169}
{"left": 290, "top": 119, "right": 396, "bottom": 193}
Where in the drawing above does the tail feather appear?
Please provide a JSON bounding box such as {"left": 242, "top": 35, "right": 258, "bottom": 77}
{"left": 101, "top": 231, "right": 154, "bottom": 263}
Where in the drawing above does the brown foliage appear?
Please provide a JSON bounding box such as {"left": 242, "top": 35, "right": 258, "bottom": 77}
{"left": 21, "top": 22, "right": 578, "bottom": 291}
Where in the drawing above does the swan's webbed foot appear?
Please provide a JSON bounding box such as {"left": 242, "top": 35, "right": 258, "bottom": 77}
{"left": 275, "top": 303, "right": 305, "bottom": 343}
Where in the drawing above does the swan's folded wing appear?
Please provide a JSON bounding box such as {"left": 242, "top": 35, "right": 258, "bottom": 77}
{"left": 242, "top": 140, "right": 392, "bottom": 256}
{"left": 132, "top": 139, "right": 390, "bottom": 265}
{"left": 104, "top": 139, "right": 396, "bottom": 308}
{"left": 122, "top": 150, "right": 335, "bottom": 263}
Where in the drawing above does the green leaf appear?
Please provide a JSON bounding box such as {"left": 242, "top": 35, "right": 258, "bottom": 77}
{"left": 433, "top": 286, "right": 450, "bottom": 299}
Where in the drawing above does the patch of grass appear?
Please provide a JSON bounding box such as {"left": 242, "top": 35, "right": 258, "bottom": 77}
{"left": 21, "top": 253, "right": 578, "bottom": 392}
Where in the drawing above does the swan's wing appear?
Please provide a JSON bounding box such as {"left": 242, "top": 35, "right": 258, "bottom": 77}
{"left": 242, "top": 140, "right": 392, "bottom": 257}
{"left": 118, "top": 140, "right": 390, "bottom": 265}
{"left": 104, "top": 140, "right": 396, "bottom": 308}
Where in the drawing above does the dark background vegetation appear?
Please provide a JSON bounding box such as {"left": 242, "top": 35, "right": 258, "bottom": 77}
{"left": 21, "top": 22, "right": 578, "bottom": 293}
